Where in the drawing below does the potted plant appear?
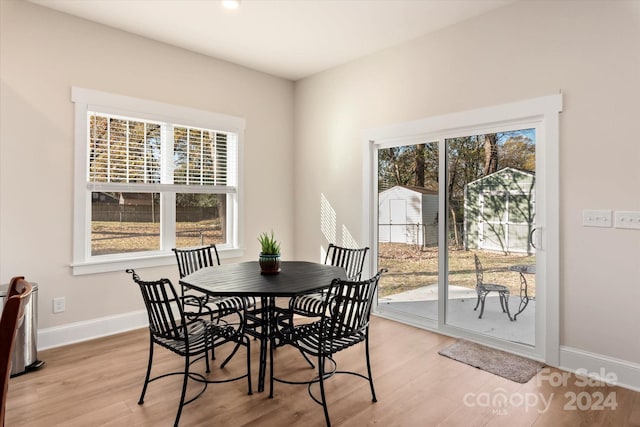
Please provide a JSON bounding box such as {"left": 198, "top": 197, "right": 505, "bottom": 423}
{"left": 258, "top": 230, "right": 281, "bottom": 274}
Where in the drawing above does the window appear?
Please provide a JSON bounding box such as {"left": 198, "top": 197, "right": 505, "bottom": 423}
{"left": 72, "top": 88, "right": 244, "bottom": 275}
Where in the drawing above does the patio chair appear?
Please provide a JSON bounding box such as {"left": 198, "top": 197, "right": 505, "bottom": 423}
{"left": 272, "top": 270, "right": 385, "bottom": 427}
{"left": 127, "top": 269, "right": 251, "bottom": 427}
{"left": 473, "top": 254, "right": 512, "bottom": 320}
{"left": 1, "top": 277, "right": 33, "bottom": 427}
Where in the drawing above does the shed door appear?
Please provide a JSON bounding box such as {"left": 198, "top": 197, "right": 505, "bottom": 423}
{"left": 389, "top": 199, "right": 406, "bottom": 243}
{"left": 479, "top": 192, "right": 507, "bottom": 251}
{"left": 479, "top": 191, "right": 535, "bottom": 253}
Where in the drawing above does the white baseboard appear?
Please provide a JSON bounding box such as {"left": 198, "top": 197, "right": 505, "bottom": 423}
{"left": 559, "top": 345, "right": 640, "bottom": 392}
{"left": 37, "top": 310, "right": 148, "bottom": 350}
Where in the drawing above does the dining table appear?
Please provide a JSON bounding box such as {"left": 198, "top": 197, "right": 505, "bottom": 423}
{"left": 179, "top": 260, "right": 347, "bottom": 393}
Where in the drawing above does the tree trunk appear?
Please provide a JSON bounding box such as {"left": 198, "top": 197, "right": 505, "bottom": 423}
{"left": 450, "top": 208, "right": 459, "bottom": 246}
{"left": 415, "top": 144, "right": 425, "bottom": 187}
{"left": 483, "top": 133, "right": 499, "bottom": 176}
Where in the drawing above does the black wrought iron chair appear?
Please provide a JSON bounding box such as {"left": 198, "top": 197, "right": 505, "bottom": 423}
{"left": 1, "top": 277, "right": 33, "bottom": 427}
{"left": 173, "top": 244, "right": 253, "bottom": 320}
{"left": 127, "top": 269, "right": 251, "bottom": 427}
{"left": 473, "top": 254, "right": 512, "bottom": 320}
{"left": 288, "top": 244, "right": 369, "bottom": 318}
{"left": 272, "top": 270, "right": 385, "bottom": 427}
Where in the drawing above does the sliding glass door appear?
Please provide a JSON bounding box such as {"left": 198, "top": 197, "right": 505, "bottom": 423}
{"left": 377, "top": 141, "right": 440, "bottom": 323}
{"left": 367, "top": 95, "right": 561, "bottom": 363}
{"left": 444, "top": 130, "right": 536, "bottom": 346}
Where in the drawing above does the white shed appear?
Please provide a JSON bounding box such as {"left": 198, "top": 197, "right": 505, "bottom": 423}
{"left": 378, "top": 185, "right": 438, "bottom": 246}
{"left": 464, "top": 167, "right": 536, "bottom": 254}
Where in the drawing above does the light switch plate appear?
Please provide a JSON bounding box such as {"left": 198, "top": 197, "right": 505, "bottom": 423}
{"left": 53, "top": 297, "right": 65, "bottom": 313}
{"left": 615, "top": 211, "right": 640, "bottom": 230}
{"left": 583, "top": 209, "right": 612, "bottom": 228}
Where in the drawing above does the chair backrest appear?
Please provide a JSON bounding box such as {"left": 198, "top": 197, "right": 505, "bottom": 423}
{"left": 6, "top": 276, "right": 25, "bottom": 299}
{"left": 322, "top": 270, "right": 384, "bottom": 339}
{"left": 172, "top": 244, "right": 220, "bottom": 279}
{"left": 473, "top": 254, "right": 485, "bottom": 287}
{"left": 127, "top": 269, "right": 185, "bottom": 340}
{"left": 324, "top": 244, "right": 369, "bottom": 281}
{"left": 1, "top": 278, "right": 33, "bottom": 426}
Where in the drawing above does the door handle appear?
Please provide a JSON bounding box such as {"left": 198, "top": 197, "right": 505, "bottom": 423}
{"left": 529, "top": 228, "right": 536, "bottom": 248}
{"left": 529, "top": 227, "right": 541, "bottom": 250}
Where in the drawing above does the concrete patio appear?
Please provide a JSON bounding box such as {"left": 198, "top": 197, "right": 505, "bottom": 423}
{"left": 378, "top": 284, "right": 535, "bottom": 345}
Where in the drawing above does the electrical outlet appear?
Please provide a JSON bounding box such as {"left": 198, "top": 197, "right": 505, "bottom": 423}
{"left": 53, "top": 297, "right": 65, "bottom": 313}
{"left": 582, "top": 209, "right": 612, "bottom": 228}
{"left": 615, "top": 211, "right": 640, "bottom": 230}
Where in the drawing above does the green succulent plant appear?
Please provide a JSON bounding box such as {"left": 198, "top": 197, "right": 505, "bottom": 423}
{"left": 258, "top": 230, "right": 280, "bottom": 255}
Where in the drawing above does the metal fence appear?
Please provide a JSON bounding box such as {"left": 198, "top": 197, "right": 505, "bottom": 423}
{"left": 378, "top": 222, "right": 464, "bottom": 248}
{"left": 92, "top": 205, "right": 218, "bottom": 223}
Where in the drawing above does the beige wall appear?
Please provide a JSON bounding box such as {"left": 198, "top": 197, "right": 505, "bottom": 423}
{"left": 0, "top": 1, "right": 295, "bottom": 329}
{"left": 294, "top": 1, "right": 640, "bottom": 364}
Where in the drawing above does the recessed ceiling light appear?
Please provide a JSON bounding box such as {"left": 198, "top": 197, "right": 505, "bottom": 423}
{"left": 222, "top": 0, "right": 240, "bottom": 10}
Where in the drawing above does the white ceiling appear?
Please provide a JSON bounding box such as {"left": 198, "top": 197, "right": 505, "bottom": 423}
{"left": 29, "top": 0, "right": 513, "bottom": 80}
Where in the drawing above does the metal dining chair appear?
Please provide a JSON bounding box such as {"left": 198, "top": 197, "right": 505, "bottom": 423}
{"left": 173, "top": 244, "right": 253, "bottom": 320}
{"left": 272, "top": 270, "right": 385, "bottom": 427}
{"left": 127, "top": 269, "right": 251, "bottom": 427}
{"left": 288, "top": 244, "right": 369, "bottom": 318}
{"left": 275, "top": 244, "right": 369, "bottom": 367}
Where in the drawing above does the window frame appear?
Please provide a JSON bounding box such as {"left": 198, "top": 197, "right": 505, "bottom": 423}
{"left": 71, "top": 87, "right": 244, "bottom": 275}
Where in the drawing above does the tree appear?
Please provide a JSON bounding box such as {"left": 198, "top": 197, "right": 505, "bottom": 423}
{"left": 500, "top": 134, "right": 535, "bottom": 171}
{"left": 378, "top": 143, "right": 437, "bottom": 191}
{"left": 483, "top": 133, "right": 499, "bottom": 176}
{"left": 378, "top": 146, "right": 414, "bottom": 190}
{"left": 415, "top": 143, "right": 425, "bottom": 187}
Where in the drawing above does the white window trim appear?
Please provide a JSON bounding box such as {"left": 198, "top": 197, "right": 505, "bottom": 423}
{"left": 71, "top": 87, "right": 245, "bottom": 275}
{"left": 362, "top": 94, "right": 562, "bottom": 366}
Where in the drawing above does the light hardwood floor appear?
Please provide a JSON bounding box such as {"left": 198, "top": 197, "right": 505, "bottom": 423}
{"left": 5, "top": 316, "right": 640, "bottom": 426}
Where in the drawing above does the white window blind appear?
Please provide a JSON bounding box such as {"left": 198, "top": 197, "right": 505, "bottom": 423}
{"left": 173, "top": 126, "right": 229, "bottom": 186}
{"left": 89, "top": 113, "right": 162, "bottom": 184}
{"left": 88, "top": 112, "right": 236, "bottom": 192}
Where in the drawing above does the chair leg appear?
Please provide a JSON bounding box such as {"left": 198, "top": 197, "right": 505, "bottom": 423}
{"left": 209, "top": 313, "right": 217, "bottom": 361}
{"left": 318, "top": 354, "right": 331, "bottom": 427}
{"left": 138, "top": 337, "right": 154, "bottom": 404}
{"left": 205, "top": 337, "right": 211, "bottom": 374}
{"left": 299, "top": 348, "right": 315, "bottom": 368}
{"left": 174, "top": 355, "right": 190, "bottom": 427}
{"left": 473, "top": 294, "right": 481, "bottom": 311}
{"left": 269, "top": 331, "right": 274, "bottom": 399}
{"left": 245, "top": 336, "right": 253, "bottom": 395}
{"left": 498, "top": 294, "right": 506, "bottom": 312}
{"left": 365, "top": 336, "right": 377, "bottom": 403}
{"left": 478, "top": 294, "right": 486, "bottom": 319}
{"left": 503, "top": 294, "right": 513, "bottom": 321}
{"left": 220, "top": 341, "right": 242, "bottom": 369}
